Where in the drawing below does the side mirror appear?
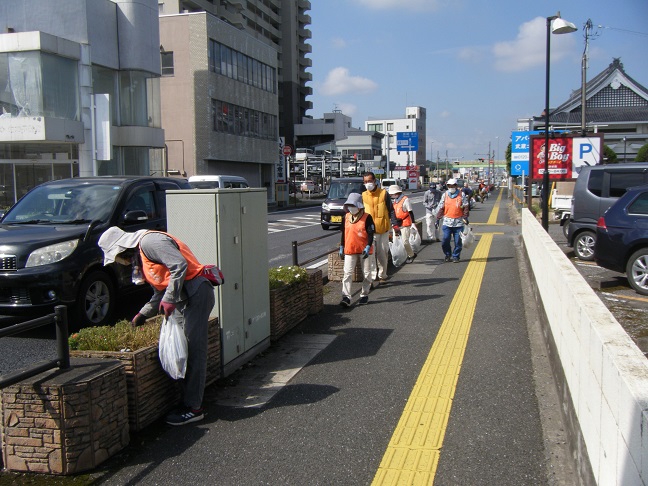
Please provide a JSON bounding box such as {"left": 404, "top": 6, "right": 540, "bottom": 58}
{"left": 123, "top": 210, "right": 148, "bottom": 224}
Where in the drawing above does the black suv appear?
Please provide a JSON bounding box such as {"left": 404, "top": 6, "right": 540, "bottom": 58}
{"left": 321, "top": 177, "right": 364, "bottom": 230}
{"left": 0, "top": 176, "right": 190, "bottom": 327}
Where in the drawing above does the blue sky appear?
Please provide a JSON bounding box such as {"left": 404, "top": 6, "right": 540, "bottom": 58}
{"left": 306, "top": 0, "right": 648, "bottom": 162}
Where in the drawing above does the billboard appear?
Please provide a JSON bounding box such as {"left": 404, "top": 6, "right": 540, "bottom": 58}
{"left": 529, "top": 134, "right": 603, "bottom": 180}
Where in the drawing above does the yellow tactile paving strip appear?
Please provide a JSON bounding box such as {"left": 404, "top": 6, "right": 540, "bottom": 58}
{"left": 372, "top": 191, "right": 500, "bottom": 486}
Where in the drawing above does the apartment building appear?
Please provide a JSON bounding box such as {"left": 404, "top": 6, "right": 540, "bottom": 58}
{"left": 0, "top": 0, "right": 164, "bottom": 206}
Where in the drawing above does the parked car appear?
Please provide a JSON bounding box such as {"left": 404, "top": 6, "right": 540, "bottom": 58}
{"left": 568, "top": 163, "right": 648, "bottom": 261}
{"left": 0, "top": 176, "right": 191, "bottom": 328}
{"left": 188, "top": 175, "right": 249, "bottom": 189}
{"left": 381, "top": 178, "right": 405, "bottom": 191}
{"left": 320, "top": 177, "right": 364, "bottom": 230}
{"left": 594, "top": 183, "right": 648, "bottom": 295}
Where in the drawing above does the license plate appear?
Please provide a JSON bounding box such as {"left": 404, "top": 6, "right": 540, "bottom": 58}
{"left": 331, "top": 215, "right": 342, "bottom": 223}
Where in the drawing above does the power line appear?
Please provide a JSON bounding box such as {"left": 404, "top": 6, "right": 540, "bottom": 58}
{"left": 597, "top": 25, "right": 648, "bottom": 37}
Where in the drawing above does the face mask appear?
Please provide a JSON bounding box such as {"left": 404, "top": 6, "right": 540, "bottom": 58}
{"left": 348, "top": 206, "right": 359, "bottom": 215}
{"left": 449, "top": 187, "right": 457, "bottom": 194}
{"left": 364, "top": 182, "right": 375, "bottom": 191}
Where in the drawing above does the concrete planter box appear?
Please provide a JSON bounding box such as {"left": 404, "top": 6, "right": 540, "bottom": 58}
{"left": 70, "top": 317, "right": 221, "bottom": 432}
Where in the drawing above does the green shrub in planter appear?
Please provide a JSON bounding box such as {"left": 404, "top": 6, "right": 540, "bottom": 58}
{"left": 268, "top": 265, "right": 308, "bottom": 290}
{"left": 69, "top": 319, "right": 162, "bottom": 352}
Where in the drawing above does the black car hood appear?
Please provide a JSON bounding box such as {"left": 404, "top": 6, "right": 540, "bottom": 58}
{"left": 0, "top": 223, "right": 96, "bottom": 256}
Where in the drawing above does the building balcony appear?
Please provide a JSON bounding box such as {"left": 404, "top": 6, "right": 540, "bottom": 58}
{"left": 227, "top": 0, "right": 245, "bottom": 11}
{"left": 299, "top": 13, "right": 311, "bottom": 24}
{"left": 299, "top": 57, "right": 312, "bottom": 68}
{"left": 299, "top": 43, "right": 312, "bottom": 54}
{"left": 298, "top": 28, "right": 312, "bottom": 40}
{"left": 301, "top": 71, "right": 312, "bottom": 82}
{"left": 300, "top": 85, "right": 313, "bottom": 96}
{"left": 299, "top": 0, "right": 312, "bottom": 10}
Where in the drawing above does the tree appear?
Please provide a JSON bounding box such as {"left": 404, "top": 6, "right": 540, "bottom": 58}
{"left": 505, "top": 142, "right": 512, "bottom": 175}
{"left": 602, "top": 144, "right": 618, "bottom": 164}
{"left": 636, "top": 143, "right": 648, "bottom": 162}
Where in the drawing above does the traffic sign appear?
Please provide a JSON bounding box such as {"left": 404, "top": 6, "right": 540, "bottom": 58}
{"left": 282, "top": 145, "right": 293, "bottom": 156}
{"left": 396, "top": 132, "right": 418, "bottom": 152}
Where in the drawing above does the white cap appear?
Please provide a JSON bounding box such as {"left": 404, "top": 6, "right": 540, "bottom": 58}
{"left": 388, "top": 184, "right": 402, "bottom": 195}
{"left": 447, "top": 178, "right": 457, "bottom": 185}
{"left": 98, "top": 227, "right": 148, "bottom": 265}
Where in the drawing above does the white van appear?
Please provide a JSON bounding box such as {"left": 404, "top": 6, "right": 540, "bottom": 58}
{"left": 188, "top": 175, "right": 249, "bottom": 189}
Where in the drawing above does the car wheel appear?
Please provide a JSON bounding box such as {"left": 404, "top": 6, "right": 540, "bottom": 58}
{"left": 626, "top": 248, "right": 648, "bottom": 296}
{"left": 75, "top": 270, "right": 116, "bottom": 328}
{"left": 562, "top": 223, "right": 570, "bottom": 239}
{"left": 574, "top": 231, "right": 596, "bottom": 261}
{"left": 321, "top": 223, "right": 329, "bottom": 230}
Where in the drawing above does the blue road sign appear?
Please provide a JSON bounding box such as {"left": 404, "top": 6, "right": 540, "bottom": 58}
{"left": 396, "top": 132, "right": 418, "bottom": 152}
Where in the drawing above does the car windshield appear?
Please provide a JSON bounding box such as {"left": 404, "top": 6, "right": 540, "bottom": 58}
{"left": 2, "top": 182, "right": 122, "bottom": 224}
{"left": 328, "top": 182, "right": 364, "bottom": 199}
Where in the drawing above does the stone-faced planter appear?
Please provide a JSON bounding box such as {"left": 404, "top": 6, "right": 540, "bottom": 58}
{"left": 1, "top": 358, "right": 129, "bottom": 475}
{"left": 269, "top": 280, "right": 309, "bottom": 342}
{"left": 71, "top": 317, "right": 221, "bottom": 432}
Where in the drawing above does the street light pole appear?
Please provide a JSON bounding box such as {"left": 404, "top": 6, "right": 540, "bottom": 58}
{"left": 581, "top": 19, "right": 592, "bottom": 135}
{"left": 542, "top": 12, "right": 577, "bottom": 231}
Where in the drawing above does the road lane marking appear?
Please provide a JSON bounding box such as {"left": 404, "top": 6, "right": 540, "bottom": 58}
{"left": 486, "top": 189, "right": 503, "bottom": 225}
{"left": 372, "top": 233, "right": 494, "bottom": 485}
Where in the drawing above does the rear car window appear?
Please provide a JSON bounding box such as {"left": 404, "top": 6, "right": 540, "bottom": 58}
{"left": 587, "top": 170, "right": 603, "bottom": 196}
{"left": 628, "top": 192, "right": 648, "bottom": 215}
{"left": 609, "top": 173, "right": 640, "bottom": 198}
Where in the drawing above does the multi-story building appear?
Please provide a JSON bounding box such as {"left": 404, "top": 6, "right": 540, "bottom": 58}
{"left": 158, "top": 12, "right": 279, "bottom": 187}
{"left": 365, "top": 106, "right": 427, "bottom": 180}
{"left": 158, "top": 0, "right": 313, "bottom": 184}
{"left": 0, "top": 0, "right": 164, "bottom": 207}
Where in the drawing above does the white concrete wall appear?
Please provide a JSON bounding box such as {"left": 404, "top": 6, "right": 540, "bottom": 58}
{"left": 522, "top": 208, "right": 648, "bottom": 485}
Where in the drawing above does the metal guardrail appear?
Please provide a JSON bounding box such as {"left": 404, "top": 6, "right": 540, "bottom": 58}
{"left": 292, "top": 232, "right": 339, "bottom": 267}
{"left": 0, "top": 305, "right": 70, "bottom": 388}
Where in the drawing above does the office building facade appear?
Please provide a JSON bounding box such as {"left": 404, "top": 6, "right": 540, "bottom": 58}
{"left": 0, "top": 0, "right": 165, "bottom": 206}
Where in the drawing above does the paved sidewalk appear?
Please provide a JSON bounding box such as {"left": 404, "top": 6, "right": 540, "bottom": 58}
{"left": 64, "top": 189, "right": 574, "bottom": 485}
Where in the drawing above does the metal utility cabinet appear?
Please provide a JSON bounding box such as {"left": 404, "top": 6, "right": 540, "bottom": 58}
{"left": 166, "top": 188, "right": 270, "bottom": 376}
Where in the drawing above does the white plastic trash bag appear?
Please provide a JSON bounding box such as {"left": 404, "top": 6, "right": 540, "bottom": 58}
{"left": 460, "top": 225, "right": 475, "bottom": 249}
{"left": 389, "top": 233, "right": 408, "bottom": 267}
{"left": 409, "top": 225, "right": 422, "bottom": 253}
{"left": 158, "top": 314, "right": 188, "bottom": 380}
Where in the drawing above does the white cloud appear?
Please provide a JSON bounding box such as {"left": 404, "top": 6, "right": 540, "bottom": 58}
{"left": 354, "top": 0, "right": 445, "bottom": 11}
{"left": 331, "top": 37, "right": 347, "bottom": 49}
{"left": 320, "top": 67, "right": 378, "bottom": 96}
{"left": 493, "top": 17, "right": 577, "bottom": 72}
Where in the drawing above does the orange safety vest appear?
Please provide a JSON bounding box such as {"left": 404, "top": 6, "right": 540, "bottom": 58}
{"left": 441, "top": 193, "right": 465, "bottom": 219}
{"left": 344, "top": 212, "right": 374, "bottom": 255}
{"left": 362, "top": 188, "right": 390, "bottom": 234}
{"left": 393, "top": 196, "right": 412, "bottom": 227}
{"left": 139, "top": 231, "right": 204, "bottom": 291}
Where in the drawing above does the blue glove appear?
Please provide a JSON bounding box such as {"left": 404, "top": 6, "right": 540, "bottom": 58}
{"left": 362, "top": 245, "right": 371, "bottom": 259}
{"left": 339, "top": 245, "right": 344, "bottom": 258}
